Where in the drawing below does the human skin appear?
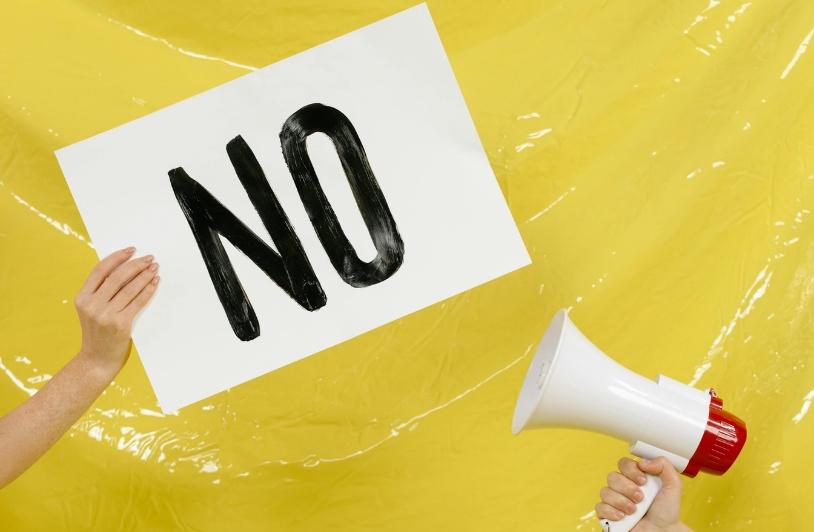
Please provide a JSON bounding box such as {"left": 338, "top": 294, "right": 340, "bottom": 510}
{"left": 596, "top": 456, "right": 694, "bottom": 532}
{"left": 0, "top": 248, "right": 159, "bottom": 489}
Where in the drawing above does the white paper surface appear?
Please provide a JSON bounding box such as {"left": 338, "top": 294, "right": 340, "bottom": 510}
{"left": 56, "top": 4, "right": 531, "bottom": 412}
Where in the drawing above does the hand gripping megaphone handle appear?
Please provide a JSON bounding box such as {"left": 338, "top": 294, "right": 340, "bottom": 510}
{"left": 599, "top": 473, "right": 662, "bottom": 532}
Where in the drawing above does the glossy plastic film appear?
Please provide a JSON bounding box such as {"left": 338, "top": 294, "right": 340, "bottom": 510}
{"left": 1, "top": 0, "right": 813, "bottom": 530}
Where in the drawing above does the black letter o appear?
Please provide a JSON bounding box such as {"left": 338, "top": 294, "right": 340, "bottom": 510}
{"left": 280, "top": 103, "right": 405, "bottom": 287}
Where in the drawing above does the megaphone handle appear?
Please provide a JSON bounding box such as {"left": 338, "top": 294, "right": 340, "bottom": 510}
{"left": 599, "top": 473, "right": 662, "bottom": 532}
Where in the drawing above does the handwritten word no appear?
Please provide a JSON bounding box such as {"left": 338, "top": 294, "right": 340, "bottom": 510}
{"left": 169, "top": 104, "right": 404, "bottom": 341}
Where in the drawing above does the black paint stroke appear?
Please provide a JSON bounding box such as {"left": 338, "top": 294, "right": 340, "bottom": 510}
{"left": 280, "top": 103, "right": 405, "bottom": 288}
{"left": 168, "top": 136, "right": 326, "bottom": 342}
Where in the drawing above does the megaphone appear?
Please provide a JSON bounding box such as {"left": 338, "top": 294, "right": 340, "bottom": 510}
{"left": 513, "top": 309, "right": 746, "bottom": 532}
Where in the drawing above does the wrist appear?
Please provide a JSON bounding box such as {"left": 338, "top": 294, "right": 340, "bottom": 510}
{"left": 75, "top": 348, "right": 124, "bottom": 385}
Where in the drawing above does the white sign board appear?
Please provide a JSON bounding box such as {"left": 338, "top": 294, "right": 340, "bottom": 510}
{"left": 56, "top": 4, "right": 531, "bottom": 412}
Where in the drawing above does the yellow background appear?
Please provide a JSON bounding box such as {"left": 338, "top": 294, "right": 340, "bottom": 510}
{"left": 1, "top": 0, "right": 813, "bottom": 529}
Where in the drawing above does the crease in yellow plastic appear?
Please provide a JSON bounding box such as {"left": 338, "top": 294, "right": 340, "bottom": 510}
{"left": 1, "top": 0, "right": 813, "bottom": 529}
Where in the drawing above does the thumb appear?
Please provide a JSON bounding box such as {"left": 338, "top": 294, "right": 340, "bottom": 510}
{"left": 637, "top": 456, "right": 683, "bottom": 502}
{"left": 637, "top": 457, "right": 683, "bottom": 488}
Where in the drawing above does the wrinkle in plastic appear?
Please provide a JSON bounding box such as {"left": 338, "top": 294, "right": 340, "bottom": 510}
{"left": 1, "top": 0, "right": 813, "bottom": 530}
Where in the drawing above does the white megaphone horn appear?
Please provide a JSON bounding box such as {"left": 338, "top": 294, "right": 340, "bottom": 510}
{"left": 513, "top": 309, "right": 746, "bottom": 532}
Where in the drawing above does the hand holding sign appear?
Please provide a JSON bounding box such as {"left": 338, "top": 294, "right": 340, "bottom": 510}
{"left": 75, "top": 248, "right": 161, "bottom": 375}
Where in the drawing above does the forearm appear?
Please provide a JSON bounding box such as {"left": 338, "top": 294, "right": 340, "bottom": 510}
{"left": 0, "top": 351, "right": 119, "bottom": 488}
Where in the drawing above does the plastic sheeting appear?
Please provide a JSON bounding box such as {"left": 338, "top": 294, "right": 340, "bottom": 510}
{"left": 1, "top": 0, "right": 812, "bottom": 529}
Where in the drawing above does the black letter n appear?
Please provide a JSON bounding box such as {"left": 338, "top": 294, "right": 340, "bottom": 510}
{"left": 168, "top": 136, "right": 326, "bottom": 342}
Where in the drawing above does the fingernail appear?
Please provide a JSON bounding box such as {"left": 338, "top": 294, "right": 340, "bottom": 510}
{"left": 637, "top": 476, "right": 647, "bottom": 485}
{"left": 149, "top": 262, "right": 159, "bottom": 272}
{"left": 634, "top": 490, "right": 643, "bottom": 502}
{"left": 615, "top": 510, "right": 624, "bottom": 519}
{"left": 626, "top": 503, "right": 636, "bottom": 514}
{"left": 640, "top": 459, "right": 651, "bottom": 466}
{"left": 124, "top": 246, "right": 135, "bottom": 253}
{"left": 142, "top": 255, "right": 154, "bottom": 263}
{"left": 151, "top": 275, "right": 160, "bottom": 285}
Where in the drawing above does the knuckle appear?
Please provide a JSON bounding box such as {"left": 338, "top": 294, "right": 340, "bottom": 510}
{"left": 82, "top": 304, "right": 99, "bottom": 320}
{"left": 118, "top": 282, "right": 136, "bottom": 297}
{"left": 98, "top": 312, "right": 116, "bottom": 327}
{"left": 655, "top": 457, "right": 672, "bottom": 472}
